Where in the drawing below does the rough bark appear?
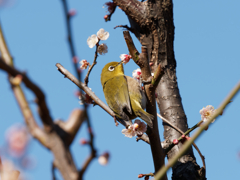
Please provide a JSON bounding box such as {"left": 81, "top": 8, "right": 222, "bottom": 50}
{"left": 114, "top": 0, "right": 205, "bottom": 179}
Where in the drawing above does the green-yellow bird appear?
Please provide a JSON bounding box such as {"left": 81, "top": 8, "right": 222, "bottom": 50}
{"left": 101, "top": 61, "right": 154, "bottom": 128}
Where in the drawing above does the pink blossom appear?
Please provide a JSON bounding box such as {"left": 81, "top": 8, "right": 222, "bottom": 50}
{"left": 98, "top": 152, "right": 110, "bottom": 166}
{"left": 5, "top": 124, "right": 30, "bottom": 157}
{"left": 104, "top": 15, "right": 109, "bottom": 21}
{"left": 200, "top": 105, "right": 216, "bottom": 123}
{"left": 79, "top": 59, "right": 89, "bottom": 70}
{"left": 119, "top": 54, "right": 131, "bottom": 64}
{"left": 132, "top": 68, "right": 142, "bottom": 80}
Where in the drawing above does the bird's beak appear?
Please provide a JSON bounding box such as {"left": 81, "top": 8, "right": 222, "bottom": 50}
{"left": 117, "top": 61, "right": 123, "bottom": 66}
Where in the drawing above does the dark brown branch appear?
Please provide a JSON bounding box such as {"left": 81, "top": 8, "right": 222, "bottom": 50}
{"left": 79, "top": 150, "right": 96, "bottom": 179}
{"left": 84, "top": 46, "right": 98, "bottom": 85}
{"left": 113, "top": 0, "right": 146, "bottom": 26}
{"left": 105, "top": 3, "right": 117, "bottom": 22}
{"left": 61, "top": 0, "right": 80, "bottom": 80}
{"left": 0, "top": 57, "right": 54, "bottom": 130}
{"left": 122, "top": 33, "right": 166, "bottom": 178}
{"left": 114, "top": 25, "right": 134, "bottom": 34}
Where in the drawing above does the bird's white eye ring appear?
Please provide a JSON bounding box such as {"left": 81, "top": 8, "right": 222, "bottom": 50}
{"left": 108, "top": 66, "right": 115, "bottom": 71}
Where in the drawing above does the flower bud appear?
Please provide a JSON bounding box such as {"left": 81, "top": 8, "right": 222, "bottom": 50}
{"left": 173, "top": 139, "right": 179, "bottom": 145}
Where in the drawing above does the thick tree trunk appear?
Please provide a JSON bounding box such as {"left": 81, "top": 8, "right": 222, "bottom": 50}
{"left": 117, "top": 0, "right": 205, "bottom": 179}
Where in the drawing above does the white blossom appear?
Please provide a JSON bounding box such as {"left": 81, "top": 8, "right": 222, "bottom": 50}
{"left": 79, "top": 59, "right": 89, "bottom": 70}
{"left": 97, "top": 28, "right": 109, "bottom": 40}
{"left": 200, "top": 105, "right": 216, "bottom": 123}
{"left": 87, "top": 34, "right": 98, "bottom": 48}
{"left": 121, "top": 120, "right": 147, "bottom": 138}
{"left": 98, "top": 152, "right": 110, "bottom": 166}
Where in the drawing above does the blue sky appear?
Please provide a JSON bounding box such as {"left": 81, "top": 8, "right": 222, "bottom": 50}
{"left": 0, "top": 0, "right": 240, "bottom": 179}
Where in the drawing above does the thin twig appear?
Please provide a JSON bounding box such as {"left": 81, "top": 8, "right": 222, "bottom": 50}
{"left": 114, "top": 25, "right": 134, "bottom": 33}
{"left": 61, "top": 0, "right": 80, "bottom": 80}
{"left": 157, "top": 113, "right": 206, "bottom": 170}
{"left": 154, "top": 81, "right": 240, "bottom": 180}
{"left": 84, "top": 45, "right": 98, "bottom": 85}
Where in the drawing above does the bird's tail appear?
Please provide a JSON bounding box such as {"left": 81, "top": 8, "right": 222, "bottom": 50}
{"left": 138, "top": 109, "right": 154, "bottom": 128}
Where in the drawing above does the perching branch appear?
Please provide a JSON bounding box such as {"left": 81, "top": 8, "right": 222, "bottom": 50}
{"left": 56, "top": 63, "right": 117, "bottom": 121}
{"left": 154, "top": 81, "right": 240, "bottom": 180}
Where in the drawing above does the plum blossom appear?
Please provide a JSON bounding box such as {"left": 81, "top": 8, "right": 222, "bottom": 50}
{"left": 97, "top": 28, "right": 109, "bottom": 40}
{"left": 132, "top": 68, "right": 142, "bottom": 81}
{"left": 120, "top": 54, "right": 131, "bottom": 64}
{"left": 98, "top": 152, "right": 110, "bottom": 166}
{"left": 121, "top": 120, "right": 147, "bottom": 138}
{"left": 97, "top": 43, "right": 108, "bottom": 55}
{"left": 87, "top": 34, "right": 98, "bottom": 48}
{"left": 5, "top": 124, "right": 30, "bottom": 157}
{"left": 121, "top": 125, "right": 136, "bottom": 138}
{"left": 200, "top": 105, "right": 216, "bottom": 123}
{"left": 134, "top": 119, "right": 147, "bottom": 136}
{"left": 79, "top": 59, "right": 90, "bottom": 70}
{"left": 87, "top": 28, "right": 109, "bottom": 48}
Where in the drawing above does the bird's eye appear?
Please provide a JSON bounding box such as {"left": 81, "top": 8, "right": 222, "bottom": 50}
{"left": 108, "top": 66, "right": 115, "bottom": 71}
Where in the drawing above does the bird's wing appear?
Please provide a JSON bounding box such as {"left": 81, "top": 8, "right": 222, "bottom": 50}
{"left": 103, "top": 75, "right": 132, "bottom": 120}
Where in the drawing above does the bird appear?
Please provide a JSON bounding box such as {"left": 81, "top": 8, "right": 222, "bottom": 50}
{"left": 101, "top": 61, "right": 154, "bottom": 128}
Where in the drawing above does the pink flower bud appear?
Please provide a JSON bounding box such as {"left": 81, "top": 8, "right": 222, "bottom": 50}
{"left": 173, "top": 139, "right": 179, "bottom": 145}
{"left": 80, "top": 138, "right": 88, "bottom": 145}
{"left": 68, "top": 9, "right": 77, "bottom": 17}
{"left": 181, "top": 134, "right": 185, "bottom": 139}
{"left": 72, "top": 56, "right": 78, "bottom": 64}
{"left": 186, "top": 136, "right": 191, "bottom": 140}
{"left": 149, "top": 62, "right": 153, "bottom": 66}
{"left": 104, "top": 15, "right": 109, "bottom": 21}
{"left": 138, "top": 174, "right": 144, "bottom": 178}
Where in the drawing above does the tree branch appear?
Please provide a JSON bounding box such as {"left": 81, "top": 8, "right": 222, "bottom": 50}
{"left": 0, "top": 57, "right": 54, "bottom": 130}
{"left": 113, "top": 0, "right": 146, "bottom": 26}
{"left": 155, "top": 81, "right": 240, "bottom": 180}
